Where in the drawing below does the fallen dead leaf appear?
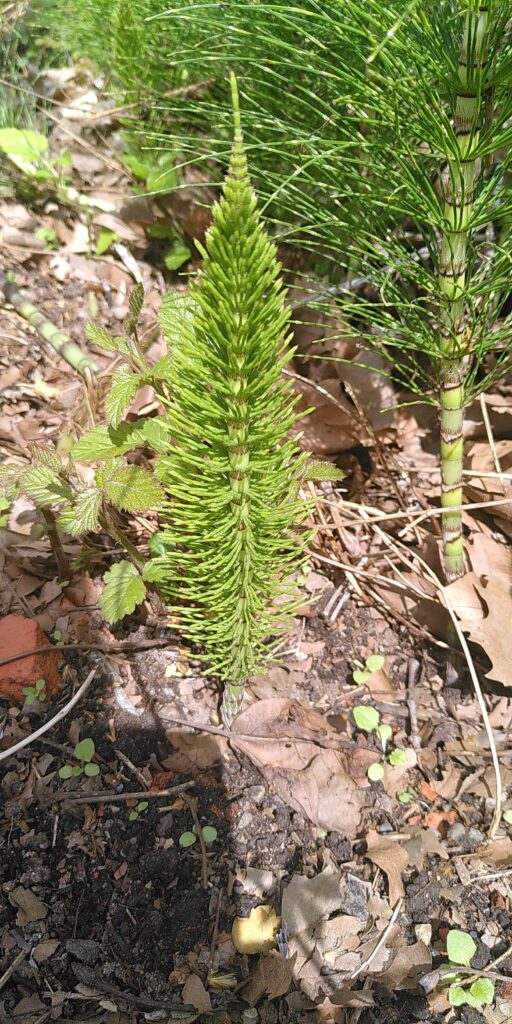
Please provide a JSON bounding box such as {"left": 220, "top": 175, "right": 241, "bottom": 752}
{"left": 445, "top": 575, "right": 512, "bottom": 686}
{"left": 403, "top": 828, "right": 449, "bottom": 870}
{"left": 282, "top": 867, "right": 343, "bottom": 939}
{"left": 8, "top": 886, "right": 48, "bottom": 925}
{"left": 365, "top": 832, "right": 408, "bottom": 907}
{"left": 232, "top": 698, "right": 374, "bottom": 836}
{"left": 238, "top": 950, "right": 296, "bottom": 1005}
{"left": 181, "top": 975, "right": 212, "bottom": 1013}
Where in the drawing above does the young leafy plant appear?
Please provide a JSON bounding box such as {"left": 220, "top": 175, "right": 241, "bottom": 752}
{"left": 59, "top": 737, "right": 99, "bottom": 779}
{"left": 0, "top": 127, "right": 114, "bottom": 211}
{"left": 352, "top": 654, "right": 385, "bottom": 686}
{"left": 353, "top": 705, "right": 408, "bottom": 782}
{"left": 128, "top": 800, "right": 149, "bottom": 822}
{"left": 179, "top": 824, "right": 218, "bottom": 848}
{"left": 22, "top": 678, "right": 47, "bottom": 706}
{"left": 442, "top": 929, "right": 495, "bottom": 1010}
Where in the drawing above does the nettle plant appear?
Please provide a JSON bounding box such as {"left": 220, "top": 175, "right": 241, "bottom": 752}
{"left": 1, "top": 79, "right": 337, "bottom": 723}
{"left": 441, "top": 929, "right": 495, "bottom": 1010}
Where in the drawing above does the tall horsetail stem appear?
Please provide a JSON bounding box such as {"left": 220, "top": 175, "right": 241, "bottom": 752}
{"left": 439, "top": 2, "right": 489, "bottom": 582}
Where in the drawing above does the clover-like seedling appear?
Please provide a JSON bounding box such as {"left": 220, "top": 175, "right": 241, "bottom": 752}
{"left": 59, "top": 737, "right": 100, "bottom": 779}
{"left": 441, "top": 930, "right": 495, "bottom": 1010}
{"left": 352, "top": 654, "right": 385, "bottom": 685}
{"left": 22, "top": 678, "right": 47, "bottom": 706}
{"left": 128, "top": 800, "right": 149, "bottom": 822}
{"left": 353, "top": 706, "right": 409, "bottom": 785}
{"left": 179, "top": 824, "right": 218, "bottom": 848}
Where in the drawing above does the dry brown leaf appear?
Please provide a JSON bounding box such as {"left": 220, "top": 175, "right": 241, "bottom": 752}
{"left": 402, "top": 829, "right": 449, "bottom": 870}
{"left": 238, "top": 950, "right": 296, "bottom": 1005}
{"left": 232, "top": 698, "right": 374, "bottom": 836}
{"left": 181, "top": 975, "right": 211, "bottom": 1013}
{"left": 377, "top": 940, "right": 432, "bottom": 988}
{"left": 446, "top": 576, "right": 512, "bottom": 686}
{"left": 282, "top": 867, "right": 343, "bottom": 939}
{"left": 467, "top": 532, "right": 512, "bottom": 585}
{"left": 365, "top": 832, "right": 408, "bottom": 907}
{"left": 8, "top": 886, "right": 47, "bottom": 925}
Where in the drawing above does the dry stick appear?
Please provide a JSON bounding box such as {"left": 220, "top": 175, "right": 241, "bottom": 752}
{"left": 349, "top": 898, "right": 403, "bottom": 979}
{"left": 318, "top": 494, "right": 512, "bottom": 529}
{"left": 161, "top": 713, "right": 375, "bottom": 752}
{"left": 0, "top": 946, "right": 32, "bottom": 992}
{"left": 0, "top": 669, "right": 97, "bottom": 764}
{"left": 47, "top": 781, "right": 194, "bottom": 806}
{"left": 356, "top": 506, "right": 503, "bottom": 838}
{"left": 183, "top": 792, "right": 209, "bottom": 890}
{"left": 0, "top": 637, "right": 172, "bottom": 669}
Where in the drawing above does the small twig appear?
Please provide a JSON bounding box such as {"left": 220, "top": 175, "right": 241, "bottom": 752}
{"left": 0, "top": 637, "right": 172, "bottom": 668}
{"left": 184, "top": 792, "right": 209, "bottom": 890}
{"left": 115, "top": 749, "right": 150, "bottom": 789}
{"left": 162, "top": 713, "right": 375, "bottom": 752}
{"left": 406, "top": 658, "right": 422, "bottom": 750}
{"left": 0, "top": 670, "right": 97, "bottom": 764}
{"left": 350, "top": 898, "right": 403, "bottom": 979}
{"left": 0, "top": 945, "right": 32, "bottom": 992}
{"left": 209, "top": 887, "right": 223, "bottom": 974}
{"left": 47, "top": 781, "right": 194, "bottom": 806}
{"left": 438, "top": 965, "right": 512, "bottom": 985}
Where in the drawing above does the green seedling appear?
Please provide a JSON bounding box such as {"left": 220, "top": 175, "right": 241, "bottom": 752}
{"left": 179, "top": 824, "right": 218, "bottom": 848}
{"left": 397, "top": 790, "right": 414, "bottom": 804}
{"left": 35, "top": 226, "right": 59, "bottom": 251}
{"left": 0, "top": 128, "right": 113, "bottom": 211}
{"left": 22, "top": 678, "right": 47, "bottom": 705}
{"left": 439, "top": 930, "right": 495, "bottom": 1010}
{"left": 353, "top": 706, "right": 409, "bottom": 784}
{"left": 59, "top": 737, "right": 100, "bottom": 779}
{"left": 0, "top": 495, "right": 10, "bottom": 527}
{"left": 352, "top": 654, "right": 385, "bottom": 685}
{"left": 503, "top": 810, "right": 512, "bottom": 825}
{"left": 128, "top": 800, "right": 149, "bottom": 821}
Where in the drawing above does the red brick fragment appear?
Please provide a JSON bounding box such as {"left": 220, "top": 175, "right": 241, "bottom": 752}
{"left": 0, "top": 614, "right": 64, "bottom": 703}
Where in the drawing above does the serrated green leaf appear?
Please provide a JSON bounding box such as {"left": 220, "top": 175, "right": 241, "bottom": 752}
{"left": 164, "top": 239, "right": 192, "bottom": 270}
{"left": 366, "top": 654, "right": 385, "bottom": 672}
{"left": 353, "top": 705, "right": 380, "bottom": 732}
{"left": 141, "top": 417, "right": 171, "bottom": 454}
{"left": 19, "top": 465, "right": 72, "bottom": 507}
{"left": 303, "top": 459, "right": 345, "bottom": 483}
{"left": 367, "top": 761, "right": 384, "bottom": 782}
{"left": 74, "top": 737, "right": 95, "bottom": 762}
{"left": 105, "top": 366, "right": 142, "bottom": 428}
{"left": 27, "top": 443, "right": 62, "bottom": 473}
{"left": 388, "top": 748, "right": 408, "bottom": 767}
{"left": 102, "top": 463, "right": 164, "bottom": 512}
{"left": 158, "top": 290, "right": 197, "bottom": 346}
{"left": 71, "top": 421, "right": 149, "bottom": 462}
{"left": 469, "top": 978, "right": 494, "bottom": 1005}
{"left": 179, "top": 831, "right": 197, "bottom": 848}
{"left": 85, "top": 321, "right": 131, "bottom": 356}
{"left": 447, "top": 930, "right": 477, "bottom": 968}
{"left": 0, "top": 127, "right": 48, "bottom": 160}
{"left": 99, "top": 560, "right": 146, "bottom": 624}
{"left": 58, "top": 488, "right": 101, "bottom": 536}
{"left": 129, "top": 281, "right": 144, "bottom": 320}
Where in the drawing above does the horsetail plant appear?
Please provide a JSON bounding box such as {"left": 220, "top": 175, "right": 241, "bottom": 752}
{"left": 72, "top": 0, "right": 512, "bottom": 585}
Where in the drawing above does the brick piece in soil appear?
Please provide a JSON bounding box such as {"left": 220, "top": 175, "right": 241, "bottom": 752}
{"left": 0, "top": 614, "right": 63, "bottom": 702}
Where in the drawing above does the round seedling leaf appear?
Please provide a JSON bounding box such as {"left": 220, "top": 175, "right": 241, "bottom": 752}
{"left": 128, "top": 810, "right": 138, "bottom": 821}
{"left": 397, "top": 790, "right": 413, "bottom": 803}
{"left": 59, "top": 764, "right": 73, "bottom": 779}
{"left": 388, "top": 748, "right": 408, "bottom": 767}
{"left": 24, "top": 692, "right": 36, "bottom": 705}
{"left": 365, "top": 654, "right": 385, "bottom": 672}
{"left": 201, "top": 826, "right": 218, "bottom": 845}
{"left": 84, "top": 762, "right": 100, "bottom": 777}
{"left": 74, "top": 737, "right": 95, "bottom": 763}
{"left": 137, "top": 801, "right": 149, "bottom": 812}
{"left": 469, "top": 979, "right": 494, "bottom": 1005}
{"left": 179, "top": 831, "right": 197, "bottom": 848}
{"left": 353, "top": 705, "right": 380, "bottom": 732}
{"left": 352, "top": 669, "right": 370, "bottom": 685}
{"left": 35, "top": 678, "right": 46, "bottom": 691}
{"left": 447, "top": 929, "right": 477, "bottom": 968}
{"left": 449, "top": 986, "right": 468, "bottom": 1007}
{"left": 503, "top": 809, "right": 512, "bottom": 825}
{"left": 367, "top": 761, "right": 385, "bottom": 782}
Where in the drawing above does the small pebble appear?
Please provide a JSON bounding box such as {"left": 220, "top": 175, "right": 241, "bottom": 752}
{"left": 157, "top": 812, "right": 174, "bottom": 838}
{"left": 245, "top": 785, "right": 266, "bottom": 806}
{"left": 237, "top": 811, "right": 253, "bottom": 831}
{"left": 448, "top": 822, "right": 466, "bottom": 842}
{"left": 338, "top": 878, "right": 368, "bottom": 922}
{"left": 65, "top": 939, "right": 100, "bottom": 965}
{"left": 467, "top": 827, "right": 484, "bottom": 849}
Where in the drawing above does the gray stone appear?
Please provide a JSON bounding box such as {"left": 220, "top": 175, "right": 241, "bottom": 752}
{"left": 245, "top": 785, "right": 266, "bottom": 806}
{"left": 157, "top": 812, "right": 174, "bottom": 837}
{"left": 467, "top": 828, "right": 484, "bottom": 850}
{"left": 447, "top": 822, "right": 466, "bottom": 842}
{"left": 65, "top": 939, "right": 100, "bottom": 965}
{"left": 338, "top": 878, "right": 368, "bottom": 922}
{"left": 237, "top": 811, "right": 253, "bottom": 831}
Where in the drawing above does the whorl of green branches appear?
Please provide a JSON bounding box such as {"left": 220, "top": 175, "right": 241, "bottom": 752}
{"left": 145, "top": 74, "right": 312, "bottom": 718}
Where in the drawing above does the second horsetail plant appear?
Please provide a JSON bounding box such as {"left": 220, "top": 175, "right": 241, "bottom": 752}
{"left": 81, "top": 0, "right": 512, "bottom": 585}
